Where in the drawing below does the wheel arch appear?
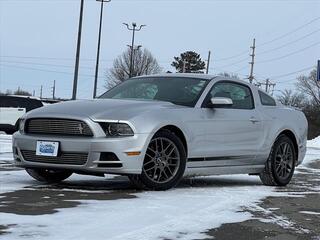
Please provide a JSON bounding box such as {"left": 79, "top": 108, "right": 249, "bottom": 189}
{"left": 155, "top": 125, "right": 188, "bottom": 157}
{"left": 276, "top": 129, "right": 299, "bottom": 162}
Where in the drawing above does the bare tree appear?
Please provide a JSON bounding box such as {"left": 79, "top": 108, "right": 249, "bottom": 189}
{"left": 106, "top": 48, "right": 161, "bottom": 89}
{"left": 6, "top": 89, "right": 32, "bottom": 96}
{"left": 13, "top": 88, "right": 32, "bottom": 96}
{"left": 277, "top": 89, "right": 306, "bottom": 108}
{"left": 296, "top": 68, "right": 320, "bottom": 106}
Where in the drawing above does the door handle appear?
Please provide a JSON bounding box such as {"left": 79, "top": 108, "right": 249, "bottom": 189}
{"left": 249, "top": 117, "right": 260, "bottom": 123}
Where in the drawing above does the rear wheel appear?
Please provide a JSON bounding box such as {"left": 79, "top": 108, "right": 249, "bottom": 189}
{"left": 129, "top": 130, "right": 186, "bottom": 190}
{"left": 259, "top": 135, "right": 296, "bottom": 186}
{"left": 26, "top": 168, "right": 73, "bottom": 184}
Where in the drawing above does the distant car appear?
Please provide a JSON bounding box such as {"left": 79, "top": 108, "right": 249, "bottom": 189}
{"left": 12, "top": 74, "right": 308, "bottom": 190}
{"left": 0, "top": 95, "right": 43, "bottom": 134}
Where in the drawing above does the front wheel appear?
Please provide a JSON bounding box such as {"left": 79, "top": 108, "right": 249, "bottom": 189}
{"left": 259, "top": 135, "right": 296, "bottom": 186}
{"left": 26, "top": 168, "right": 73, "bottom": 184}
{"left": 129, "top": 130, "right": 187, "bottom": 190}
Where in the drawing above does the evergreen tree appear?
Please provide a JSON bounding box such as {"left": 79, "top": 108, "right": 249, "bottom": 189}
{"left": 171, "top": 51, "right": 206, "bottom": 73}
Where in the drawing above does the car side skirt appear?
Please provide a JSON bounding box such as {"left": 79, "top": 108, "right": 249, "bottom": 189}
{"left": 184, "top": 164, "right": 265, "bottom": 177}
{"left": 184, "top": 155, "right": 266, "bottom": 177}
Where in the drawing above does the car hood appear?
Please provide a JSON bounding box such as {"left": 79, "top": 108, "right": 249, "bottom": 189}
{"left": 26, "top": 99, "right": 184, "bottom": 121}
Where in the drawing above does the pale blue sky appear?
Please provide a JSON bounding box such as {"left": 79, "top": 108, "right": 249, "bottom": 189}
{"left": 0, "top": 0, "right": 319, "bottom": 99}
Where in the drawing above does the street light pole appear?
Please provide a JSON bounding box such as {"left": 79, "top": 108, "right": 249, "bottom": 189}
{"left": 72, "top": 0, "right": 85, "bottom": 100}
{"left": 123, "top": 23, "right": 146, "bottom": 78}
{"left": 93, "top": 0, "right": 111, "bottom": 99}
{"left": 127, "top": 45, "right": 142, "bottom": 75}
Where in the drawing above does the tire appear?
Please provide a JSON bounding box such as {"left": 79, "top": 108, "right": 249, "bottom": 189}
{"left": 26, "top": 168, "right": 73, "bottom": 184}
{"left": 128, "top": 175, "right": 146, "bottom": 190}
{"left": 259, "top": 135, "right": 296, "bottom": 186}
{"left": 129, "top": 130, "right": 187, "bottom": 191}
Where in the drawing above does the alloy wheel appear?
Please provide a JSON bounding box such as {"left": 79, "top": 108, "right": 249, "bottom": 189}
{"left": 143, "top": 137, "right": 180, "bottom": 184}
{"left": 274, "top": 142, "right": 294, "bottom": 180}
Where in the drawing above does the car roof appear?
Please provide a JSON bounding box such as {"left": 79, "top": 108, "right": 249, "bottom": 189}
{"left": 133, "top": 73, "right": 216, "bottom": 80}
{"left": 134, "top": 73, "right": 252, "bottom": 85}
{"left": 130, "top": 73, "right": 270, "bottom": 96}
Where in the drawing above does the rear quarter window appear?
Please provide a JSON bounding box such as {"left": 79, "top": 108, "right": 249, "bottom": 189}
{"left": 259, "top": 91, "right": 276, "bottom": 106}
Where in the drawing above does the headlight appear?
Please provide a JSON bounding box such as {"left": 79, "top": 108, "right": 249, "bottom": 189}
{"left": 19, "top": 118, "right": 25, "bottom": 134}
{"left": 100, "top": 123, "right": 134, "bottom": 137}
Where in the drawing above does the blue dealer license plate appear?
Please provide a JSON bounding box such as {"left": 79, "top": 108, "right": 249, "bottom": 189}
{"left": 36, "top": 141, "right": 59, "bottom": 157}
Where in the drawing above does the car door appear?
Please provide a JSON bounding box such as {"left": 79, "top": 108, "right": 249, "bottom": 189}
{"left": 190, "top": 81, "right": 264, "bottom": 167}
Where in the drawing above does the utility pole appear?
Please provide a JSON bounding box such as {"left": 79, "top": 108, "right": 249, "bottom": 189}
{"left": 206, "top": 51, "right": 211, "bottom": 74}
{"left": 123, "top": 22, "right": 146, "bottom": 78}
{"left": 248, "top": 38, "right": 256, "bottom": 84}
{"left": 258, "top": 78, "right": 276, "bottom": 94}
{"left": 265, "top": 78, "right": 269, "bottom": 92}
{"left": 182, "top": 60, "right": 186, "bottom": 73}
{"left": 40, "top": 85, "right": 43, "bottom": 99}
{"left": 72, "top": 0, "right": 85, "bottom": 100}
{"left": 52, "top": 80, "right": 56, "bottom": 99}
{"left": 93, "top": 0, "right": 111, "bottom": 99}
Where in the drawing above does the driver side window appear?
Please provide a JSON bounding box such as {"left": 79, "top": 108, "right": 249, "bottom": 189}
{"left": 208, "top": 82, "right": 254, "bottom": 109}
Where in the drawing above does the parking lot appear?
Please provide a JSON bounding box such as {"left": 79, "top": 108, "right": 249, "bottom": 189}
{"left": 0, "top": 135, "right": 319, "bottom": 240}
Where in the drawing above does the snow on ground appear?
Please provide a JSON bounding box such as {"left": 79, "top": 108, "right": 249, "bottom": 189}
{"left": 0, "top": 135, "right": 319, "bottom": 240}
{"left": 302, "top": 136, "right": 320, "bottom": 167}
{"left": 307, "top": 135, "right": 320, "bottom": 149}
{"left": 0, "top": 134, "right": 13, "bottom": 162}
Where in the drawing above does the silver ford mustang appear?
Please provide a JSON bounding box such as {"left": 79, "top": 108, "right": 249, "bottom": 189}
{"left": 12, "top": 74, "right": 308, "bottom": 190}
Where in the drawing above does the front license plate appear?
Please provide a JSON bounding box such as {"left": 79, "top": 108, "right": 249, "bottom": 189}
{"left": 36, "top": 141, "right": 59, "bottom": 157}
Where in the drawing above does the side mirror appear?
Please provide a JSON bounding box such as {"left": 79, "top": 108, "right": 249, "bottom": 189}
{"left": 207, "top": 97, "right": 233, "bottom": 108}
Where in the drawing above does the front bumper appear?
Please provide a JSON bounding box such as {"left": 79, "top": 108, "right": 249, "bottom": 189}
{"left": 12, "top": 132, "right": 152, "bottom": 175}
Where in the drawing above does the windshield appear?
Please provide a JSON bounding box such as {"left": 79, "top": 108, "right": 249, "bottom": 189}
{"left": 100, "top": 77, "right": 209, "bottom": 107}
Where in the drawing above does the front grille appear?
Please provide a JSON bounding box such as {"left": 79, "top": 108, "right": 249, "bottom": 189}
{"left": 21, "top": 150, "right": 88, "bottom": 166}
{"left": 26, "top": 118, "right": 93, "bottom": 136}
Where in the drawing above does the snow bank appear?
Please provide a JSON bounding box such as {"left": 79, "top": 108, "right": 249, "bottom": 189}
{"left": 0, "top": 134, "right": 12, "bottom": 153}
{"left": 301, "top": 136, "right": 320, "bottom": 167}
{"left": 307, "top": 136, "right": 320, "bottom": 149}
{"left": 0, "top": 134, "right": 13, "bottom": 162}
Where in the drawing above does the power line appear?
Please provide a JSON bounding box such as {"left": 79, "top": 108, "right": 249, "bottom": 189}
{"left": 216, "top": 57, "right": 250, "bottom": 69}
{"left": 276, "top": 78, "right": 297, "bottom": 84}
{"left": 0, "top": 63, "right": 105, "bottom": 79}
{"left": 0, "top": 55, "right": 115, "bottom": 62}
{"left": 270, "top": 65, "right": 315, "bottom": 79}
{"left": 256, "top": 41, "right": 320, "bottom": 64}
{"left": 258, "top": 16, "right": 320, "bottom": 47}
{"left": 215, "top": 29, "right": 320, "bottom": 69}
{"left": 213, "top": 50, "right": 249, "bottom": 62}
{"left": 2, "top": 0, "right": 317, "bottom": 1}
{"left": 210, "top": 16, "right": 320, "bottom": 62}
{"left": 0, "top": 60, "right": 95, "bottom": 70}
{"left": 233, "top": 65, "right": 248, "bottom": 73}
{"left": 258, "top": 28, "right": 320, "bottom": 55}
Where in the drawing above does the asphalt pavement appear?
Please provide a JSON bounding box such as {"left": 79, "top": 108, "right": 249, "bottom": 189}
{"left": 0, "top": 161, "right": 319, "bottom": 240}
